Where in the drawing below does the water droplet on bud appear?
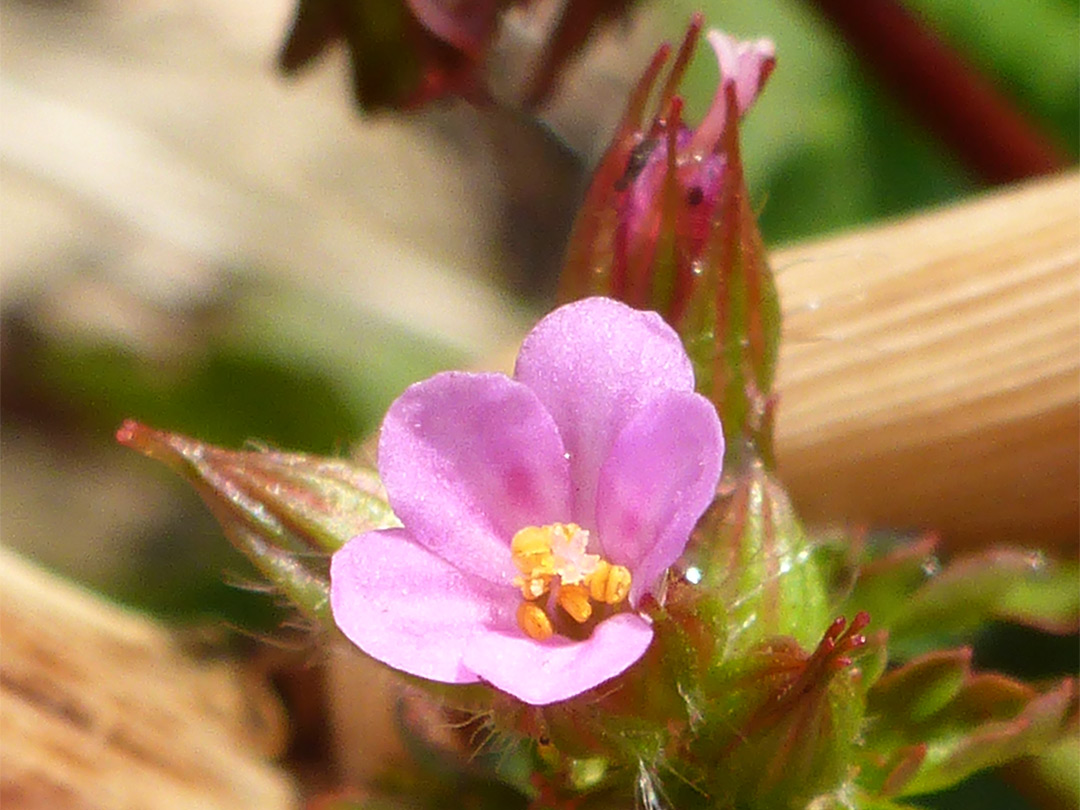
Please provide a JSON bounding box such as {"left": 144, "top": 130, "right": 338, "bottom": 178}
{"left": 1023, "top": 550, "right": 1047, "bottom": 574}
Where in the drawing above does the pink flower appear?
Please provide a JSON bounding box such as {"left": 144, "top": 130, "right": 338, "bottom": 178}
{"left": 330, "top": 298, "right": 723, "bottom": 705}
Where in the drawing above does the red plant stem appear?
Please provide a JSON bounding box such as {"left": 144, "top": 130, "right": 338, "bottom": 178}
{"left": 525, "top": 0, "right": 638, "bottom": 107}
{"left": 803, "top": 0, "right": 1069, "bottom": 184}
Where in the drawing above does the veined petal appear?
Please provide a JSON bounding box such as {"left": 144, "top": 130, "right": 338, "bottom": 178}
{"left": 379, "top": 372, "right": 572, "bottom": 585}
{"left": 463, "top": 613, "right": 654, "bottom": 705}
{"left": 596, "top": 390, "right": 723, "bottom": 605}
{"left": 514, "top": 298, "right": 695, "bottom": 531}
{"left": 331, "top": 528, "right": 516, "bottom": 684}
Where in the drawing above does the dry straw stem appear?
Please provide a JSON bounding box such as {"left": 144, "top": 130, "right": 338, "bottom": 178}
{"left": 773, "top": 171, "right": 1079, "bottom": 554}
{"left": 0, "top": 546, "right": 297, "bottom": 810}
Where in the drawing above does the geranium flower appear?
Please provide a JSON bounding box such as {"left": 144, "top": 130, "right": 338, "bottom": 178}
{"left": 331, "top": 297, "right": 723, "bottom": 705}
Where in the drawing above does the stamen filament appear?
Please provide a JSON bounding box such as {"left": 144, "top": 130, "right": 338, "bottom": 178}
{"left": 510, "top": 523, "right": 633, "bottom": 640}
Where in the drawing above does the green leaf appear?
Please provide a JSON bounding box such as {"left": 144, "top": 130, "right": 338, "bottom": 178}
{"left": 867, "top": 649, "right": 974, "bottom": 737}
{"left": 849, "top": 797, "right": 926, "bottom": 810}
{"left": 841, "top": 534, "right": 940, "bottom": 634}
{"left": 1008, "top": 733, "right": 1080, "bottom": 810}
{"left": 899, "top": 679, "right": 1078, "bottom": 796}
{"left": 861, "top": 646, "right": 1078, "bottom": 798}
{"left": 994, "top": 559, "right": 1080, "bottom": 634}
{"left": 887, "top": 550, "right": 1080, "bottom": 657}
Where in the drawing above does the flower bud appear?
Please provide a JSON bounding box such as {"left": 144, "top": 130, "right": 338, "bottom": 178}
{"left": 701, "top": 613, "right": 872, "bottom": 807}
{"left": 681, "top": 460, "right": 830, "bottom": 659}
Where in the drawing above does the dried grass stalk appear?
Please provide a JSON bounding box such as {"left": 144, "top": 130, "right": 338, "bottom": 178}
{"left": 0, "top": 547, "right": 297, "bottom": 810}
{"left": 774, "top": 172, "right": 1079, "bottom": 553}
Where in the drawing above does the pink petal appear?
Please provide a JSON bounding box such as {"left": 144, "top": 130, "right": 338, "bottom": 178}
{"left": 514, "top": 298, "right": 695, "bottom": 532}
{"left": 331, "top": 528, "right": 517, "bottom": 684}
{"left": 691, "top": 31, "right": 776, "bottom": 153}
{"left": 462, "top": 613, "right": 654, "bottom": 705}
{"left": 379, "top": 372, "right": 572, "bottom": 585}
{"left": 595, "top": 391, "right": 723, "bottom": 605}
{"left": 709, "top": 31, "right": 776, "bottom": 115}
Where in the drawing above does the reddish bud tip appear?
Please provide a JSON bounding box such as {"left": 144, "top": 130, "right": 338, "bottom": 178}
{"left": 115, "top": 418, "right": 141, "bottom": 447}
{"left": 850, "top": 611, "right": 872, "bottom": 634}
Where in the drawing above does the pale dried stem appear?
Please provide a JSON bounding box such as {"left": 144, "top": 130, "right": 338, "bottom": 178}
{"left": 773, "top": 171, "right": 1078, "bottom": 553}
{"left": 0, "top": 547, "right": 298, "bottom": 810}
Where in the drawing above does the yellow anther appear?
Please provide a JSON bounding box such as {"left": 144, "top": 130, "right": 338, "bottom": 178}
{"left": 587, "top": 560, "right": 632, "bottom": 605}
{"left": 557, "top": 584, "right": 593, "bottom": 623}
{"left": 517, "top": 601, "right": 554, "bottom": 640}
{"left": 511, "top": 526, "right": 555, "bottom": 576}
{"left": 514, "top": 573, "right": 551, "bottom": 600}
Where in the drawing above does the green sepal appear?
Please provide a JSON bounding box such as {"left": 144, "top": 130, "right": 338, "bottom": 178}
{"left": 230, "top": 524, "right": 331, "bottom": 624}
{"left": 678, "top": 89, "right": 781, "bottom": 469}
{"left": 389, "top": 696, "right": 532, "bottom": 809}
{"left": 695, "top": 636, "right": 866, "bottom": 808}
{"left": 117, "top": 419, "right": 397, "bottom": 553}
{"left": 116, "top": 420, "right": 398, "bottom": 622}
{"left": 685, "top": 463, "right": 830, "bottom": 666}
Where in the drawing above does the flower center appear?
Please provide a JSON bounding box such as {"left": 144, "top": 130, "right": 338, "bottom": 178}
{"left": 510, "top": 523, "right": 632, "bottom": 641}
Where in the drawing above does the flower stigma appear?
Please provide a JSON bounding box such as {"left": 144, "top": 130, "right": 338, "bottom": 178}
{"left": 510, "top": 523, "right": 632, "bottom": 640}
